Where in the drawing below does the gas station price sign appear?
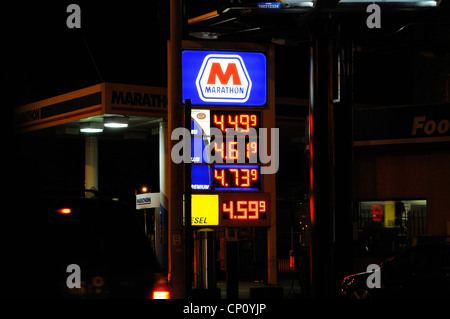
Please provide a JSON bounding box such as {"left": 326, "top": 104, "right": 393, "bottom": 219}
{"left": 191, "top": 164, "right": 261, "bottom": 191}
{"left": 210, "top": 110, "right": 260, "bottom": 163}
{"left": 185, "top": 49, "right": 271, "bottom": 226}
{"left": 191, "top": 164, "right": 262, "bottom": 192}
{"left": 211, "top": 138, "right": 258, "bottom": 163}
{"left": 191, "top": 110, "right": 263, "bottom": 190}
{"left": 192, "top": 110, "right": 261, "bottom": 164}
{"left": 219, "top": 193, "right": 270, "bottom": 227}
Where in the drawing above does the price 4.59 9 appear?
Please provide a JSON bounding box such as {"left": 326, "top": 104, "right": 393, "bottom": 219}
{"left": 222, "top": 200, "right": 267, "bottom": 220}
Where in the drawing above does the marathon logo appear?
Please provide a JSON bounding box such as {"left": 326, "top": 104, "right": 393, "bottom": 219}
{"left": 196, "top": 54, "right": 252, "bottom": 103}
{"left": 136, "top": 197, "right": 152, "bottom": 205}
{"left": 111, "top": 90, "right": 167, "bottom": 108}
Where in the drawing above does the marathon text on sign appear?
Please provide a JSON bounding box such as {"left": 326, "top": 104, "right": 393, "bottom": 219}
{"left": 196, "top": 54, "right": 251, "bottom": 103}
{"left": 182, "top": 50, "right": 267, "bottom": 106}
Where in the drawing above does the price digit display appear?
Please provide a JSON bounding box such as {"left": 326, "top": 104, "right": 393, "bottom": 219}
{"left": 191, "top": 110, "right": 260, "bottom": 164}
{"left": 211, "top": 111, "right": 260, "bottom": 134}
{"left": 219, "top": 193, "right": 270, "bottom": 226}
{"left": 222, "top": 200, "right": 267, "bottom": 220}
{"left": 212, "top": 139, "right": 258, "bottom": 163}
{"left": 212, "top": 165, "right": 261, "bottom": 191}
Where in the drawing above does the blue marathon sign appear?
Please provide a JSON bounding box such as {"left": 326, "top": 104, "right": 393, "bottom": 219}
{"left": 182, "top": 50, "right": 267, "bottom": 106}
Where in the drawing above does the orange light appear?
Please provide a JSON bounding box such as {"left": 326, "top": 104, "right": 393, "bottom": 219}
{"left": 57, "top": 208, "right": 71, "bottom": 214}
{"left": 152, "top": 290, "right": 170, "bottom": 299}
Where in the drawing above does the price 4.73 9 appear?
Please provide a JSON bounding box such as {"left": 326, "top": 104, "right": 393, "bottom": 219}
{"left": 212, "top": 166, "right": 260, "bottom": 190}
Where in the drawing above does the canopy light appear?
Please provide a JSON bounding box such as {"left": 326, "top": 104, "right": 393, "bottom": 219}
{"left": 338, "top": 0, "right": 440, "bottom": 7}
{"left": 80, "top": 122, "right": 104, "bottom": 133}
{"left": 104, "top": 116, "right": 129, "bottom": 128}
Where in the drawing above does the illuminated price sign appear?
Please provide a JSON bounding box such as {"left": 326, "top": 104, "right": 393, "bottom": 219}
{"left": 192, "top": 110, "right": 261, "bottom": 164}
{"left": 211, "top": 111, "right": 260, "bottom": 133}
{"left": 191, "top": 165, "right": 261, "bottom": 191}
{"left": 210, "top": 111, "right": 260, "bottom": 163}
{"left": 212, "top": 165, "right": 261, "bottom": 191}
{"left": 211, "top": 138, "right": 258, "bottom": 163}
{"left": 219, "top": 193, "right": 270, "bottom": 226}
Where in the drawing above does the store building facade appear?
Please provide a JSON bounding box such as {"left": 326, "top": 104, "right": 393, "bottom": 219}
{"left": 353, "top": 102, "right": 450, "bottom": 265}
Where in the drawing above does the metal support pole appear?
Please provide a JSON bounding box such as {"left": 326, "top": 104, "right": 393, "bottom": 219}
{"left": 308, "top": 21, "right": 336, "bottom": 298}
{"left": 168, "top": 0, "right": 186, "bottom": 299}
{"left": 159, "top": 121, "right": 169, "bottom": 270}
{"left": 266, "top": 44, "right": 277, "bottom": 286}
{"left": 226, "top": 240, "right": 239, "bottom": 299}
{"left": 333, "top": 23, "right": 355, "bottom": 289}
{"left": 308, "top": 19, "right": 355, "bottom": 297}
{"left": 85, "top": 136, "right": 98, "bottom": 197}
{"left": 184, "top": 99, "right": 192, "bottom": 298}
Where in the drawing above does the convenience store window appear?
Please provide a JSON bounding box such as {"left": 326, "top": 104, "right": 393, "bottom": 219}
{"left": 356, "top": 200, "right": 427, "bottom": 256}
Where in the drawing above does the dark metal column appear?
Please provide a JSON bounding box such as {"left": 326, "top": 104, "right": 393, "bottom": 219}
{"left": 333, "top": 23, "right": 355, "bottom": 290}
{"left": 308, "top": 21, "right": 336, "bottom": 299}
{"left": 308, "top": 19, "right": 354, "bottom": 298}
{"left": 184, "top": 99, "right": 192, "bottom": 298}
{"left": 168, "top": 0, "right": 185, "bottom": 299}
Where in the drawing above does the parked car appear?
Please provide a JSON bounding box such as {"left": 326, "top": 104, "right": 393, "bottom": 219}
{"left": 9, "top": 195, "right": 169, "bottom": 299}
{"left": 339, "top": 239, "right": 450, "bottom": 299}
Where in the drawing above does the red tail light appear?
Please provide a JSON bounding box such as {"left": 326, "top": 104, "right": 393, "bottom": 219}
{"left": 57, "top": 208, "right": 72, "bottom": 215}
{"left": 151, "top": 274, "right": 170, "bottom": 299}
{"left": 152, "top": 290, "right": 170, "bottom": 299}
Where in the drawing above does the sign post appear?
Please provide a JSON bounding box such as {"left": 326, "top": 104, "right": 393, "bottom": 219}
{"left": 167, "top": 0, "right": 185, "bottom": 299}
{"left": 184, "top": 98, "right": 192, "bottom": 298}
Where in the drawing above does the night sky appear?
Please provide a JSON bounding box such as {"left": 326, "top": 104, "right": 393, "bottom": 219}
{"left": 6, "top": 2, "right": 169, "bottom": 107}
{"left": 5, "top": 1, "right": 449, "bottom": 203}
{"left": 5, "top": 2, "right": 172, "bottom": 203}
{"left": 5, "top": 1, "right": 307, "bottom": 202}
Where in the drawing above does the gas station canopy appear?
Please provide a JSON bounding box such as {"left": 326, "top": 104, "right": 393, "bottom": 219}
{"left": 14, "top": 82, "right": 167, "bottom": 136}
{"left": 187, "top": 0, "right": 443, "bottom": 42}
